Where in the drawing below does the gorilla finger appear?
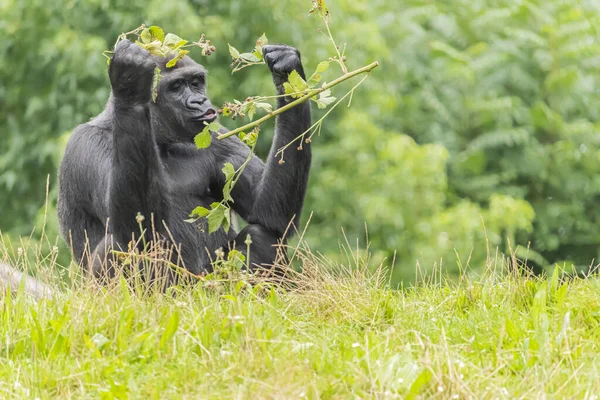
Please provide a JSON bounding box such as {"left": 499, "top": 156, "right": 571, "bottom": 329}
{"left": 264, "top": 52, "right": 281, "bottom": 67}
{"left": 262, "top": 44, "right": 276, "bottom": 56}
{"left": 265, "top": 52, "right": 301, "bottom": 69}
{"left": 264, "top": 44, "right": 296, "bottom": 52}
{"left": 129, "top": 42, "right": 151, "bottom": 56}
{"left": 266, "top": 50, "right": 296, "bottom": 65}
{"left": 137, "top": 50, "right": 153, "bottom": 65}
{"left": 114, "top": 39, "right": 132, "bottom": 53}
{"left": 262, "top": 45, "right": 289, "bottom": 58}
{"left": 263, "top": 48, "right": 279, "bottom": 59}
{"left": 273, "top": 56, "right": 301, "bottom": 71}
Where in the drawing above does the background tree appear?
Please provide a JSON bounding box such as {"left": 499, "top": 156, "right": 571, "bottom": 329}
{"left": 2, "top": 0, "right": 599, "bottom": 283}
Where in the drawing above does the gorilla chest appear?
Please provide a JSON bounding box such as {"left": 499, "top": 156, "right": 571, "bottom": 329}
{"left": 160, "top": 152, "right": 229, "bottom": 272}
{"left": 163, "top": 156, "right": 214, "bottom": 201}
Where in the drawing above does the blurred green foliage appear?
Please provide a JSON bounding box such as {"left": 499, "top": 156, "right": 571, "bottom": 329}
{"left": 1, "top": 0, "right": 600, "bottom": 282}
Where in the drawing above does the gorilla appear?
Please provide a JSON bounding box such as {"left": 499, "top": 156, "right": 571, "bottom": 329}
{"left": 57, "top": 39, "right": 311, "bottom": 280}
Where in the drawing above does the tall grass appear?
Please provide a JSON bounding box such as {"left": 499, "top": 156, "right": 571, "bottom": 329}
{"left": 1, "top": 206, "right": 600, "bottom": 398}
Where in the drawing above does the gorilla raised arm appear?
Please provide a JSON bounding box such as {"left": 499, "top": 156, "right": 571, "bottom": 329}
{"left": 57, "top": 40, "right": 311, "bottom": 279}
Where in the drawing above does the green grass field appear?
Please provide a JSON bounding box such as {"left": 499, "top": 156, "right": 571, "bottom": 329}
{"left": 2, "top": 236, "right": 600, "bottom": 399}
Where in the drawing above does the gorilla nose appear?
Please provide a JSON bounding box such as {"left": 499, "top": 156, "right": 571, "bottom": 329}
{"left": 187, "top": 97, "right": 206, "bottom": 110}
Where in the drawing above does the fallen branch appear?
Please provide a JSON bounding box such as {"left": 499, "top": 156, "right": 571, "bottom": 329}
{"left": 0, "top": 263, "right": 55, "bottom": 300}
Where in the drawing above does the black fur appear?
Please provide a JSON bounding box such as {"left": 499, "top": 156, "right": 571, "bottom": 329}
{"left": 57, "top": 40, "right": 311, "bottom": 279}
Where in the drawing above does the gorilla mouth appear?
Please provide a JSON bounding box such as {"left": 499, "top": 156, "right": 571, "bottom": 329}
{"left": 197, "top": 108, "right": 218, "bottom": 122}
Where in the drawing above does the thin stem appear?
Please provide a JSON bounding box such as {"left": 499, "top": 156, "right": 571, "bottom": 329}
{"left": 217, "top": 61, "right": 379, "bottom": 141}
{"left": 231, "top": 142, "right": 257, "bottom": 188}
{"left": 325, "top": 19, "right": 347, "bottom": 73}
{"left": 111, "top": 250, "right": 203, "bottom": 281}
{"left": 275, "top": 73, "right": 370, "bottom": 158}
{"left": 232, "top": 61, "right": 266, "bottom": 74}
{"left": 187, "top": 141, "right": 256, "bottom": 228}
{"left": 251, "top": 90, "right": 310, "bottom": 101}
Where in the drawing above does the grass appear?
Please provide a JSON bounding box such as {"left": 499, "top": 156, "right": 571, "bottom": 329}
{"left": 2, "top": 230, "right": 600, "bottom": 399}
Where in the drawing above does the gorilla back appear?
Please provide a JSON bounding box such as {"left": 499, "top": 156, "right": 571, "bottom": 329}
{"left": 58, "top": 39, "right": 312, "bottom": 280}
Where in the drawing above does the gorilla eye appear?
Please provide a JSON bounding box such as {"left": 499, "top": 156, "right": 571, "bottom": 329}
{"left": 190, "top": 76, "right": 204, "bottom": 88}
{"left": 169, "top": 80, "right": 183, "bottom": 92}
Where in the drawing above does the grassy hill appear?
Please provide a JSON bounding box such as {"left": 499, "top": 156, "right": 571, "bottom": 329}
{"left": 1, "top": 238, "right": 600, "bottom": 399}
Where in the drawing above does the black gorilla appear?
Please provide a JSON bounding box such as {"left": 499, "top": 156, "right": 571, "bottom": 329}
{"left": 57, "top": 39, "right": 311, "bottom": 279}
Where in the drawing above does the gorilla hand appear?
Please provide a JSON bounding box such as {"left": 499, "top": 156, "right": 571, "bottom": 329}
{"left": 262, "top": 45, "right": 306, "bottom": 95}
{"left": 109, "top": 40, "right": 155, "bottom": 105}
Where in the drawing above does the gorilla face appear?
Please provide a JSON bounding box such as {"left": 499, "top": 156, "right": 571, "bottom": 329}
{"left": 154, "top": 59, "right": 218, "bottom": 141}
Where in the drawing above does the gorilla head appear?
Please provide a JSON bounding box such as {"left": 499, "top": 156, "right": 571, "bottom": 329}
{"left": 151, "top": 56, "right": 218, "bottom": 143}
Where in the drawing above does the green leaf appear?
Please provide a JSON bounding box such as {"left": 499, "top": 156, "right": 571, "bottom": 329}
{"left": 309, "top": 0, "right": 329, "bottom": 17}
{"left": 239, "top": 130, "right": 258, "bottom": 147}
{"left": 308, "top": 73, "right": 322, "bottom": 87}
{"left": 288, "top": 70, "right": 309, "bottom": 91}
{"left": 172, "top": 39, "right": 188, "bottom": 49}
{"left": 152, "top": 67, "right": 162, "bottom": 103}
{"left": 148, "top": 26, "right": 165, "bottom": 42}
{"left": 164, "top": 33, "right": 187, "bottom": 49}
{"left": 255, "top": 102, "right": 273, "bottom": 113}
{"left": 252, "top": 49, "right": 263, "bottom": 60}
{"left": 239, "top": 53, "right": 261, "bottom": 62}
{"left": 222, "top": 162, "right": 235, "bottom": 182}
{"left": 285, "top": 70, "right": 310, "bottom": 98}
{"left": 190, "top": 206, "right": 210, "bottom": 218}
{"left": 256, "top": 33, "right": 268, "bottom": 48}
{"left": 90, "top": 333, "right": 110, "bottom": 350}
{"left": 405, "top": 369, "right": 432, "bottom": 400}
{"left": 254, "top": 33, "right": 268, "bottom": 59}
{"left": 223, "top": 184, "right": 233, "bottom": 202}
{"left": 318, "top": 0, "right": 329, "bottom": 16}
{"left": 283, "top": 82, "right": 295, "bottom": 96}
{"left": 222, "top": 162, "right": 235, "bottom": 202}
{"left": 140, "top": 28, "right": 152, "bottom": 44}
{"left": 316, "top": 61, "right": 329, "bottom": 73}
{"left": 207, "top": 204, "right": 225, "bottom": 233}
{"left": 228, "top": 44, "right": 240, "bottom": 59}
{"left": 159, "top": 311, "right": 179, "bottom": 350}
{"left": 223, "top": 208, "right": 231, "bottom": 233}
{"left": 235, "top": 279, "right": 246, "bottom": 294}
{"left": 142, "top": 40, "right": 164, "bottom": 55}
{"left": 165, "top": 49, "right": 189, "bottom": 68}
{"left": 247, "top": 102, "right": 257, "bottom": 121}
{"left": 166, "top": 57, "right": 178, "bottom": 68}
{"left": 194, "top": 127, "right": 212, "bottom": 149}
{"left": 316, "top": 89, "right": 336, "bottom": 109}
{"left": 83, "top": 334, "right": 102, "bottom": 358}
{"left": 221, "top": 294, "right": 237, "bottom": 302}
{"left": 308, "top": 62, "right": 329, "bottom": 86}
{"left": 207, "top": 121, "right": 222, "bottom": 132}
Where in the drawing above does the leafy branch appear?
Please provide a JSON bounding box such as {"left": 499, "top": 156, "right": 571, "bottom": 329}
{"left": 186, "top": 0, "right": 379, "bottom": 233}
{"left": 216, "top": 61, "right": 379, "bottom": 142}
{"left": 103, "top": 24, "right": 216, "bottom": 66}
{"left": 210, "top": 0, "right": 378, "bottom": 146}
{"left": 186, "top": 139, "right": 259, "bottom": 233}
{"left": 228, "top": 33, "right": 268, "bottom": 73}
{"left": 275, "top": 72, "right": 371, "bottom": 159}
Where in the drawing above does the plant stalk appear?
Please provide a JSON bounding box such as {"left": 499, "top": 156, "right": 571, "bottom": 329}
{"left": 217, "top": 61, "right": 380, "bottom": 140}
